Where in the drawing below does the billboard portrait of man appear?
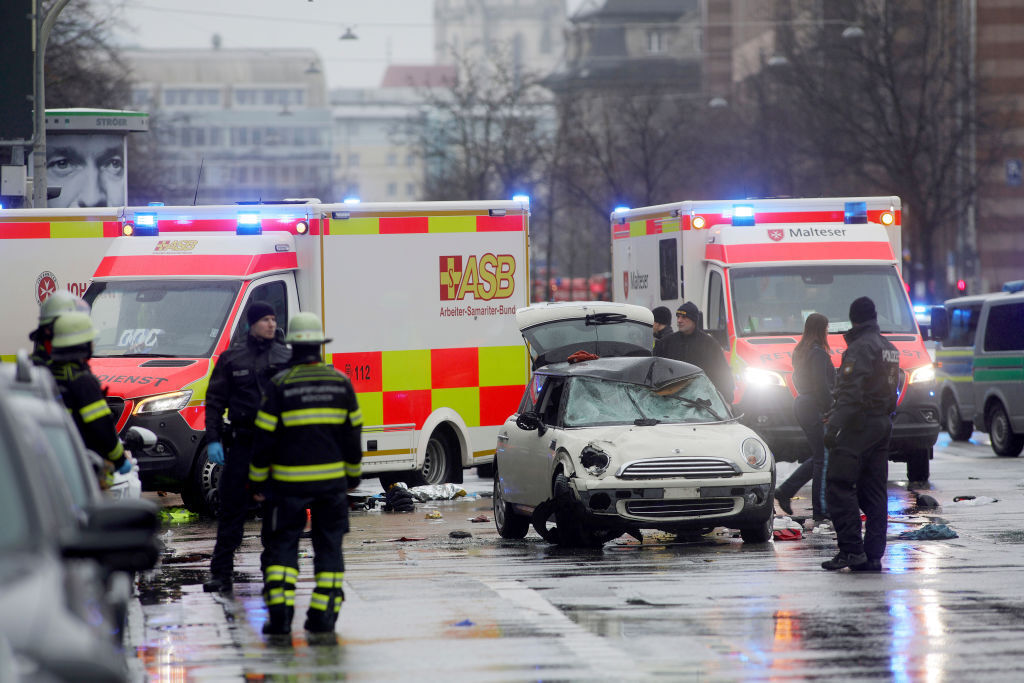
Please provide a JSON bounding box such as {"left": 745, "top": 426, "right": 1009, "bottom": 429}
{"left": 46, "top": 132, "right": 126, "bottom": 208}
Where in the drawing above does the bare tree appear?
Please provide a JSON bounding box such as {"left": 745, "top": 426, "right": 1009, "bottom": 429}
{"left": 44, "top": 0, "right": 132, "bottom": 109}
{"left": 746, "top": 0, "right": 1008, "bottom": 300}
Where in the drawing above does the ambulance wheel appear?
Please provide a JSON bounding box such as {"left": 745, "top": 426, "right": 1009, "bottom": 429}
{"left": 905, "top": 447, "right": 931, "bottom": 482}
{"left": 943, "top": 397, "right": 973, "bottom": 441}
{"left": 988, "top": 403, "right": 1024, "bottom": 457}
{"left": 419, "top": 431, "right": 454, "bottom": 486}
{"left": 182, "top": 446, "right": 221, "bottom": 517}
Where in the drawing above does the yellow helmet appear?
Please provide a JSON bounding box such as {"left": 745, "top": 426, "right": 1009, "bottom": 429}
{"left": 39, "top": 290, "right": 88, "bottom": 324}
{"left": 285, "top": 312, "right": 330, "bottom": 344}
{"left": 51, "top": 311, "right": 96, "bottom": 348}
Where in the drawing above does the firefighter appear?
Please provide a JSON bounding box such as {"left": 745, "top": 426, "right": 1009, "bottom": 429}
{"left": 821, "top": 296, "right": 900, "bottom": 572}
{"left": 203, "top": 301, "right": 291, "bottom": 594}
{"left": 49, "top": 311, "right": 130, "bottom": 478}
{"left": 30, "top": 290, "right": 88, "bottom": 366}
{"left": 249, "top": 312, "right": 362, "bottom": 636}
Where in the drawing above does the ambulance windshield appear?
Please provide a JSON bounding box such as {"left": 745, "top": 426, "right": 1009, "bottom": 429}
{"left": 730, "top": 265, "right": 916, "bottom": 336}
{"left": 85, "top": 280, "right": 241, "bottom": 358}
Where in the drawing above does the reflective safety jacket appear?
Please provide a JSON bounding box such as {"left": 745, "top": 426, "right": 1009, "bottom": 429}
{"left": 50, "top": 359, "right": 126, "bottom": 468}
{"left": 829, "top": 321, "right": 900, "bottom": 431}
{"left": 250, "top": 362, "right": 363, "bottom": 494}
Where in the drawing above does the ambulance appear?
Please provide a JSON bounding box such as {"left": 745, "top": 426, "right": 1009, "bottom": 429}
{"left": 2, "top": 200, "right": 530, "bottom": 513}
{"left": 611, "top": 196, "right": 940, "bottom": 481}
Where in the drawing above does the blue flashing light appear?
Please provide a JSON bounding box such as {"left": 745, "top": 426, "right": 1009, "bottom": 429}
{"left": 913, "top": 304, "right": 927, "bottom": 314}
{"left": 732, "top": 204, "right": 755, "bottom": 226}
{"left": 237, "top": 212, "right": 262, "bottom": 235}
{"left": 130, "top": 212, "right": 159, "bottom": 236}
{"left": 613, "top": 206, "right": 630, "bottom": 213}
{"left": 148, "top": 201, "right": 165, "bottom": 207}
{"left": 512, "top": 194, "right": 530, "bottom": 204}
{"left": 1002, "top": 280, "right": 1024, "bottom": 293}
{"left": 844, "top": 201, "right": 868, "bottom": 224}
{"left": 136, "top": 212, "right": 157, "bottom": 227}
{"left": 343, "top": 197, "right": 361, "bottom": 205}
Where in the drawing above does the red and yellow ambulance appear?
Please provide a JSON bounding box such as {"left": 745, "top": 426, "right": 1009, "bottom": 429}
{"left": 611, "top": 196, "right": 940, "bottom": 481}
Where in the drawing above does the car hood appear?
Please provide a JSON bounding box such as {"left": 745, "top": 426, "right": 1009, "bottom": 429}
{"left": 564, "top": 421, "right": 762, "bottom": 466}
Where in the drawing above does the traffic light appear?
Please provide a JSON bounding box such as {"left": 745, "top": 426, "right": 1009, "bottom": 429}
{"left": 956, "top": 279, "right": 968, "bottom": 296}
{"left": 0, "top": 0, "right": 33, "bottom": 141}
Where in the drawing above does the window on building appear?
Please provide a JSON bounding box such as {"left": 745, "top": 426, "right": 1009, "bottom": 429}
{"left": 405, "top": 182, "right": 415, "bottom": 197}
{"left": 647, "top": 30, "right": 665, "bottom": 54}
{"left": 254, "top": 167, "right": 264, "bottom": 182}
{"left": 405, "top": 153, "right": 415, "bottom": 167}
{"left": 387, "top": 152, "right": 397, "bottom": 166}
{"left": 238, "top": 167, "right": 248, "bottom": 184}
{"left": 387, "top": 182, "right": 397, "bottom": 196}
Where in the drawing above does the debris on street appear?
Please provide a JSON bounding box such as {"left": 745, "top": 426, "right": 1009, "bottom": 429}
{"left": 425, "top": 510, "right": 443, "bottom": 519}
{"left": 953, "top": 495, "right": 998, "bottom": 505}
{"left": 897, "top": 523, "right": 959, "bottom": 540}
{"left": 408, "top": 483, "right": 467, "bottom": 501}
{"left": 449, "top": 530, "right": 472, "bottom": 538}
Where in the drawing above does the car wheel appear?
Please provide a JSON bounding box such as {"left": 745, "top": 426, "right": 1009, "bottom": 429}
{"left": 553, "top": 474, "right": 607, "bottom": 548}
{"left": 476, "top": 462, "right": 495, "bottom": 478}
{"left": 419, "top": 431, "right": 453, "bottom": 485}
{"left": 739, "top": 513, "right": 773, "bottom": 544}
{"left": 182, "top": 445, "right": 220, "bottom": 517}
{"left": 989, "top": 403, "right": 1024, "bottom": 457}
{"left": 905, "top": 447, "right": 932, "bottom": 482}
{"left": 493, "top": 469, "right": 529, "bottom": 539}
{"left": 944, "top": 398, "right": 973, "bottom": 441}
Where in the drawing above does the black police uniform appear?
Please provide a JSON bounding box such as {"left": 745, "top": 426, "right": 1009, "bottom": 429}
{"left": 825, "top": 320, "right": 899, "bottom": 567}
{"left": 654, "top": 330, "right": 735, "bottom": 403}
{"left": 205, "top": 330, "right": 290, "bottom": 585}
{"left": 250, "top": 356, "right": 362, "bottom": 635}
{"left": 51, "top": 358, "right": 126, "bottom": 470}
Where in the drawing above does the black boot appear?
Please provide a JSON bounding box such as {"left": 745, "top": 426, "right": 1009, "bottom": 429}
{"left": 203, "top": 575, "right": 233, "bottom": 593}
{"left": 774, "top": 490, "right": 794, "bottom": 516}
{"left": 263, "top": 605, "right": 294, "bottom": 635}
{"left": 851, "top": 558, "right": 883, "bottom": 572}
{"left": 821, "top": 551, "right": 868, "bottom": 571}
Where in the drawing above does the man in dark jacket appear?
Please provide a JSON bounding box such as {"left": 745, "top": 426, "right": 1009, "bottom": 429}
{"left": 49, "top": 312, "right": 130, "bottom": 479}
{"left": 654, "top": 301, "right": 734, "bottom": 403}
{"left": 821, "top": 296, "right": 899, "bottom": 572}
{"left": 203, "top": 301, "right": 291, "bottom": 593}
{"left": 250, "top": 312, "right": 363, "bottom": 636}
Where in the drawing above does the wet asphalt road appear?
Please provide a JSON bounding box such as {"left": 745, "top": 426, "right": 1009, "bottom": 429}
{"left": 127, "top": 432, "right": 1024, "bottom": 682}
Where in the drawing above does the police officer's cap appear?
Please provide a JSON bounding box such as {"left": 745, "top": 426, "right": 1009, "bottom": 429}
{"left": 51, "top": 311, "right": 96, "bottom": 349}
{"left": 39, "top": 290, "right": 89, "bottom": 325}
{"left": 285, "top": 312, "right": 332, "bottom": 345}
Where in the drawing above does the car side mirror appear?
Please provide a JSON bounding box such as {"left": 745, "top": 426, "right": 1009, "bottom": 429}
{"left": 63, "top": 499, "right": 162, "bottom": 572}
{"left": 929, "top": 307, "right": 949, "bottom": 341}
{"left": 516, "top": 410, "right": 545, "bottom": 435}
{"left": 123, "top": 425, "right": 157, "bottom": 452}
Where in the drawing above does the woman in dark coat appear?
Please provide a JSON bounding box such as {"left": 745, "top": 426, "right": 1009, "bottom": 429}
{"left": 775, "top": 313, "right": 836, "bottom": 522}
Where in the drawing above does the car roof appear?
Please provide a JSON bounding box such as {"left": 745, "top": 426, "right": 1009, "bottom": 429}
{"left": 536, "top": 355, "right": 704, "bottom": 388}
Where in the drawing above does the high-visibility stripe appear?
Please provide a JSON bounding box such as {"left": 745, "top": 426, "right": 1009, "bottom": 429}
{"left": 264, "top": 565, "right": 298, "bottom": 583}
{"left": 315, "top": 571, "right": 344, "bottom": 588}
{"left": 280, "top": 407, "right": 348, "bottom": 426}
{"left": 93, "top": 252, "right": 297, "bottom": 278}
{"left": 324, "top": 214, "right": 525, "bottom": 235}
{"left": 345, "top": 462, "right": 361, "bottom": 477}
{"left": 50, "top": 221, "right": 106, "bottom": 238}
{"left": 107, "top": 442, "right": 125, "bottom": 461}
{"left": 349, "top": 409, "right": 363, "bottom": 427}
{"left": 271, "top": 461, "right": 347, "bottom": 482}
{"left": 255, "top": 410, "right": 278, "bottom": 431}
{"left": 80, "top": 398, "right": 112, "bottom": 424}
{"left": 250, "top": 464, "right": 269, "bottom": 482}
{"left": 705, "top": 241, "right": 894, "bottom": 264}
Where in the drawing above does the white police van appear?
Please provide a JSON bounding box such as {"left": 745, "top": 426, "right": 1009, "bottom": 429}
{"left": 931, "top": 281, "right": 1024, "bottom": 457}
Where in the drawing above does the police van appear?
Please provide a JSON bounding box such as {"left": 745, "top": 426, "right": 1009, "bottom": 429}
{"left": 931, "top": 281, "right": 1024, "bottom": 457}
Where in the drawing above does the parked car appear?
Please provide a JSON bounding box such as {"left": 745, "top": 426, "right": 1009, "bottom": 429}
{"left": 0, "top": 354, "right": 160, "bottom": 681}
{"left": 493, "top": 302, "right": 775, "bottom": 547}
{"left": 931, "top": 282, "right": 1024, "bottom": 456}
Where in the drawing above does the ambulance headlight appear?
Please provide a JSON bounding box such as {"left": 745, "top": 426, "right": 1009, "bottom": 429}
{"left": 908, "top": 364, "right": 935, "bottom": 384}
{"left": 237, "top": 212, "right": 262, "bottom": 235}
{"left": 134, "top": 390, "right": 193, "bottom": 415}
{"left": 743, "top": 367, "right": 786, "bottom": 388}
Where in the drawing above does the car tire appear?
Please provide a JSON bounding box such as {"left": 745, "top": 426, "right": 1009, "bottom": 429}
{"left": 988, "top": 403, "right": 1024, "bottom": 457}
{"left": 182, "top": 445, "right": 220, "bottom": 517}
{"left": 944, "top": 398, "right": 974, "bottom": 441}
{"left": 904, "top": 447, "right": 932, "bottom": 482}
{"left": 419, "top": 431, "right": 453, "bottom": 485}
{"left": 740, "top": 513, "right": 773, "bottom": 544}
{"left": 493, "top": 468, "right": 529, "bottom": 539}
{"left": 553, "top": 473, "right": 608, "bottom": 548}
{"left": 476, "top": 462, "right": 495, "bottom": 478}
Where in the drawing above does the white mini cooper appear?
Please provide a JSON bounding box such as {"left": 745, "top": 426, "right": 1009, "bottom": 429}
{"left": 493, "top": 302, "right": 775, "bottom": 547}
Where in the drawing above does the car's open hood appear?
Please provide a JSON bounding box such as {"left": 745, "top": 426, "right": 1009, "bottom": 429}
{"left": 516, "top": 301, "right": 654, "bottom": 369}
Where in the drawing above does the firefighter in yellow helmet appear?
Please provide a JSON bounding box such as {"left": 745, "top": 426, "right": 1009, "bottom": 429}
{"left": 29, "top": 290, "right": 90, "bottom": 367}
{"left": 49, "top": 311, "right": 130, "bottom": 477}
{"left": 250, "top": 312, "right": 363, "bottom": 636}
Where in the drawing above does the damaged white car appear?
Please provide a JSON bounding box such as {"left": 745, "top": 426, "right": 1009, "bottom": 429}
{"left": 493, "top": 302, "right": 775, "bottom": 547}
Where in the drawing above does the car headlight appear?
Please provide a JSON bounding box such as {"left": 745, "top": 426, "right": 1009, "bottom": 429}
{"left": 743, "top": 367, "right": 786, "bottom": 388}
{"left": 741, "top": 437, "right": 769, "bottom": 468}
{"left": 908, "top": 363, "right": 935, "bottom": 384}
{"left": 134, "top": 390, "right": 193, "bottom": 415}
{"left": 580, "top": 444, "right": 610, "bottom": 476}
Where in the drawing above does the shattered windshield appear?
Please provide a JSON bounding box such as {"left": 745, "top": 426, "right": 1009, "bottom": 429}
{"left": 563, "top": 374, "right": 732, "bottom": 427}
{"left": 86, "top": 280, "right": 240, "bottom": 358}
{"left": 730, "top": 265, "right": 916, "bottom": 336}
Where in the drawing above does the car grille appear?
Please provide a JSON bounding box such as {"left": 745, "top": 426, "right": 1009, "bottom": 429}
{"left": 106, "top": 397, "right": 126, "bottom": 424}
{"left": 617, "top": 457, "right": 739, "bottom": 479}
{"left": 625, "top": 498, "right": 735, "bottom": 518}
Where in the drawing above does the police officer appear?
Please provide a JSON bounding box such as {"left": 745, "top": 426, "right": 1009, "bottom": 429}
{"left": 49, "top": 312, "right": 131, "bottom": 478}
{"left": 249, "top": 312, "right": 362, "bottom": 636}
{"left": 203, "top": 301, "right": 290, "bottom": 593}
{"left": 821, "top": 296, "right": 899, "bottom": 572}
{"left": 30, "top": 290, "right": 88, "bottom": 367}
{"left": 654, "top": 301, "right": 734, "bottom": 403}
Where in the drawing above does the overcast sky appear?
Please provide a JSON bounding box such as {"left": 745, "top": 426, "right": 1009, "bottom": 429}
{"left": 99, "top": 0, "right": 588, "bottom": 91}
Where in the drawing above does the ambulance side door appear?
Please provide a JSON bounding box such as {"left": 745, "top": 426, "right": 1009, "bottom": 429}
{"left": 704, "top": 267, "right": 729, "bottom": 352}
{"left": 230, "top": 275, "right": 299, "bottom": 342}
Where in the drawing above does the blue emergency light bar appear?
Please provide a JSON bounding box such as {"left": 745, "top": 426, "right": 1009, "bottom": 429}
{"left": 844, "top": 201, "right": 868, "bottom": 224}
{"left": 512, "top": 194, "right": 530, "bottom": 204}
{"left": 343, "top": 197, "right": 360, "bottom": 205}
{"left": 731, "top": 204, "right": 755, "bottom": 226}
{"left": 236, "top": 212, "right": 262, "bottom": 235}
{"left": 126, "top": 212, "right": 160, "bottom": 236}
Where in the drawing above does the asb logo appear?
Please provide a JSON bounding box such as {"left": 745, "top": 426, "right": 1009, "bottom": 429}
{"left": 768, "top": 229, "right": 784, "bottom": 242}
{"left": 440, "top": 254, "right": 516, "bottom": 301}
{"left": 154, "top": 239, "right": 198, "bottom": 252}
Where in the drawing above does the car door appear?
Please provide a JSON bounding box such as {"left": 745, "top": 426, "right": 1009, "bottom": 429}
{"left": 497, "top": 374, "right": 545, "bottom": 506}
{"left": 499, "top": 374, "right": 568, "bottom": 507}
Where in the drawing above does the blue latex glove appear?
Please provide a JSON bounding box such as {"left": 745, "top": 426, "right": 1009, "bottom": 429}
{"left": 207, "top": 442, "right": 225, "bottom": 466}
{"left": 116, "top": 458, "right": 133, "bottom": 475}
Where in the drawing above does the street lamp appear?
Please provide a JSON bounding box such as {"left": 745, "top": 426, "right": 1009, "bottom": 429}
{"left": 31, "top": 0, "right": 72, "bottom": 208}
